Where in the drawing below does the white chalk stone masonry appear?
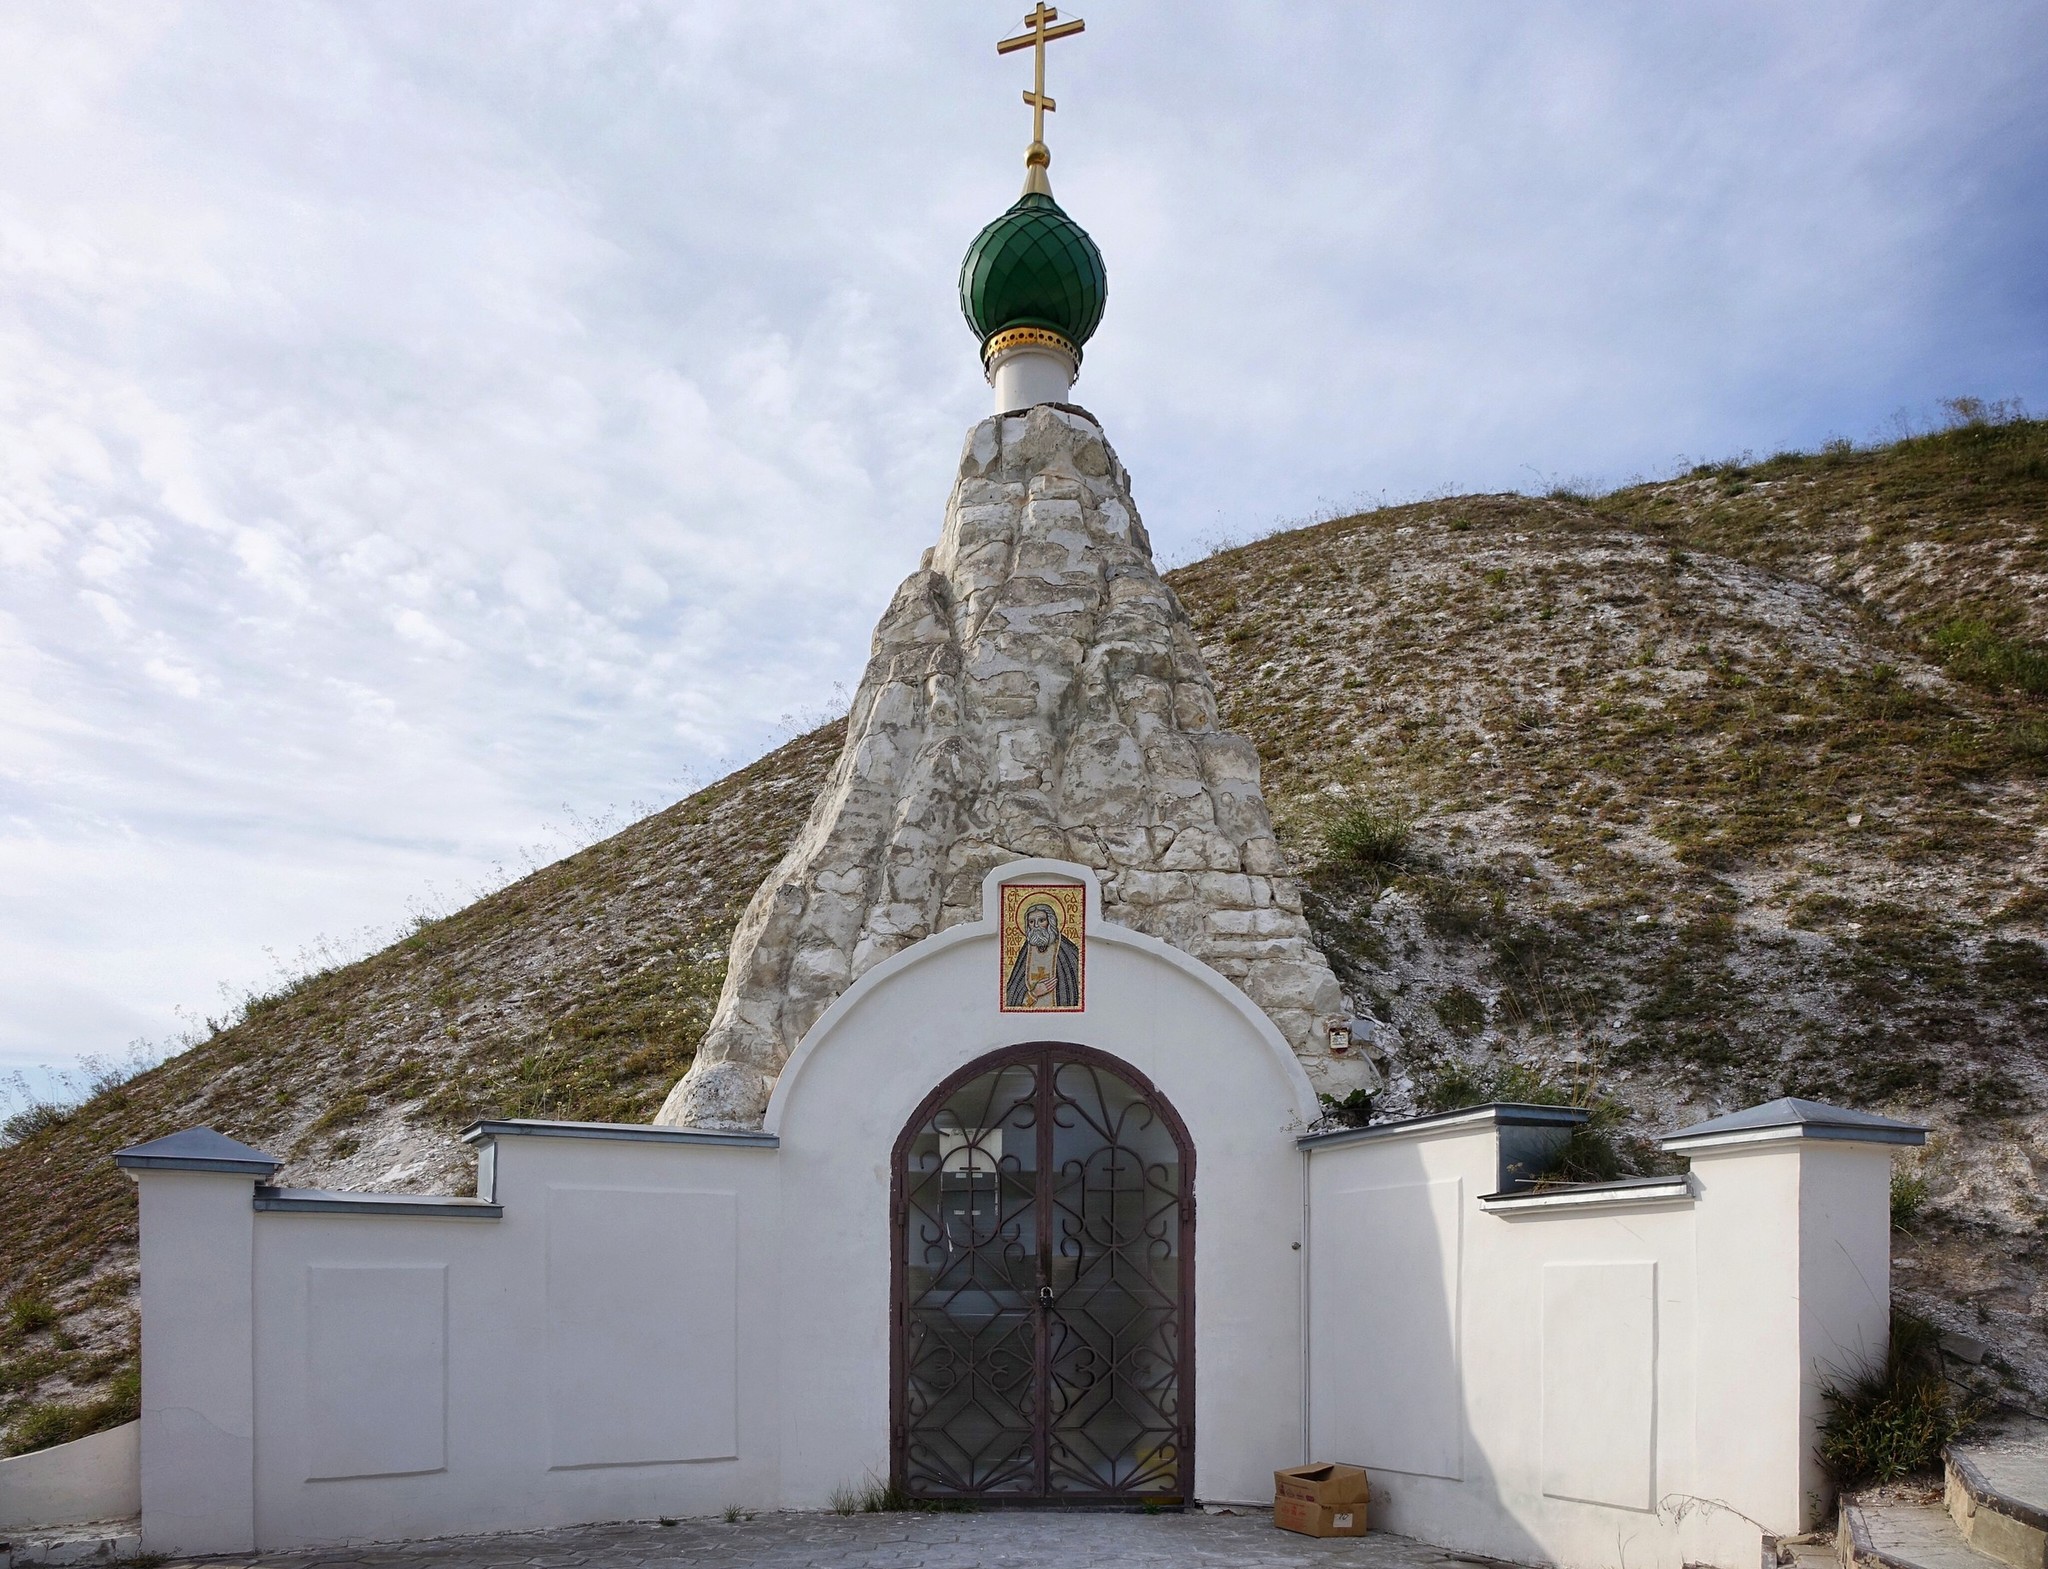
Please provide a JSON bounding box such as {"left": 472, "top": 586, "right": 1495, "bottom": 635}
{"left": 660, "top": 404, "right": 1371, "bottom": 1129}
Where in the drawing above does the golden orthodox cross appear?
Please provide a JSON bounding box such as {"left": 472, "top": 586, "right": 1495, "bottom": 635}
{"left": 997, "top": 4, "right": 1085, "bottom": 152}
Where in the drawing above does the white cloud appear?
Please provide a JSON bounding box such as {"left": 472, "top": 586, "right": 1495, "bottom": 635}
{"left": 0, "top": 0, "right": 2043, "bottom": 1087}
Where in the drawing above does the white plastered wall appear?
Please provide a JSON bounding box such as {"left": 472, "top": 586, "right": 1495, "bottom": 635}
{"left": 128, "top": 856, "right": 1316, "bottom": 1551}
{"left": 242, "top": 1135, "right": 781, "bottom": 1547}
{"left": 1690, "top": 1136, "right": 1895, "bottom": 1538}
{"left": 1306, "top": 1116, "right": 1899, "bottom": 1569}
{"left": 123, "top": 852, "right": 1901, "bottom": 1562}
{"left": 137, "top": 1169, "right": 259, "bottom": 1554}
{"left": 0, "top": 1419, "right": 140, "bottom": 1532}
{"left": 766, "top": 858, "right": 1321, "bottom": 1507}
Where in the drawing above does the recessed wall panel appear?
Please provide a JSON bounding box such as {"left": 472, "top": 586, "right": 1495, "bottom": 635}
{"left": 1541, "top": 1259, "right": 1657, "bottom": 1510}
{"left": 545, "top": 1185, "right": 738, "bottom": 1468}
{"left": 1312, "top": 1176, "right": 1464, "bottom": 1480}
{"left": 306, "top": 1264, "right": 446, "bottom": 1481}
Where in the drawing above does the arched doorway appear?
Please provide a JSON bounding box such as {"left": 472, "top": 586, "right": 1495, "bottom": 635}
{"left": 890, "top": 1043, "right": 1194, "bottom": 1504}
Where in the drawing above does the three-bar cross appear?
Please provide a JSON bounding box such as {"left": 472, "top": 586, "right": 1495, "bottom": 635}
{"left": 997, "top": 4, "right": 1085, "bottom": 150}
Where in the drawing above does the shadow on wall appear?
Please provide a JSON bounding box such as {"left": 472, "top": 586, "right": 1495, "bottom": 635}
{"left": 1306, "top": 1111, "right": 1547, "bottom": 1567}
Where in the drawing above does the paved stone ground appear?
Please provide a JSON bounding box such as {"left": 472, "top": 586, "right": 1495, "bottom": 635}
{"left": 157, "top": 1510, "right": 1481, "bottom": 1569}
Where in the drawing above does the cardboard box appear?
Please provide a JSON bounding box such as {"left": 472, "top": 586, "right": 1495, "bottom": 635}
{"left": 1273, "top": 1461, "right": 1370, "bottom": 1537}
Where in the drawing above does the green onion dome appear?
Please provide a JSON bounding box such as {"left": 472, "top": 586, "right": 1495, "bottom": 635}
{"left": 959, "top": 189, "right": 1108, "bottom": 362}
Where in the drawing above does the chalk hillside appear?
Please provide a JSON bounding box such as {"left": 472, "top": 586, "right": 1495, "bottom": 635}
{"left": 4, "top": 410, "right": 2046, "bottom": 1456}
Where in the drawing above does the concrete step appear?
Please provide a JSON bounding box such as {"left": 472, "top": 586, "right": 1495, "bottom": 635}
{"left": 0, "top": 1520, "right": 142, "bottom": 1568}
{"left": 1842, "top": 1502, "right": 2009, "bottom": 1569}
{"left": 1948, "top": 1422, "right": 2048, "bottom": 1569}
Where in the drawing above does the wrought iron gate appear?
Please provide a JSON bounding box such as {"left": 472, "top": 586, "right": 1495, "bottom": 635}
{"left": 891, "top": 1043, "right": 1194, "bottom": 1503}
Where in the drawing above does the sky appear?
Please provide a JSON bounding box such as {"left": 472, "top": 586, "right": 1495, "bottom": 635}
{"left": 2, "top": 1, "right": 2044, "bottom": 1099}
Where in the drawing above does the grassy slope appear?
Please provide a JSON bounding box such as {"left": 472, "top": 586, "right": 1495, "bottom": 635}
{"left": 4, "top": 417, "right": 2044, "bottom": 1451}
{"left": 1183, "top": 414, "right": 2048, "bottom": 1390}
{"left": 0, "top": 726, "right": 839, "bottom": 1452}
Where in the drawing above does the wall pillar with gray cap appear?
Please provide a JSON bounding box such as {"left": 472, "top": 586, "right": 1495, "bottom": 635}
{"left": 1672, "top": 1098, "right": 1925, "bottom": 1541}
{"left": 115, "top": 1128, "right": 281, "bottom": 1556}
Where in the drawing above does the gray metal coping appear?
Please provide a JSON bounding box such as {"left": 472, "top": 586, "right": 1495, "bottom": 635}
{"left": 253, "top": 1187, "right": 503, "bottom": 1219}
{"left": 1947, "top": 1439, "right": 2048, "bottom": 1536}
{"left": 1662, "top": 1096, "right": 1927, "bottom": 1152}
{"left": 460, "top": 1117, "right": 779, "bottom": 1149}
{"left": 1297, "top": 1101, "right": 1589, "bottom": 1152}
{"left": 1478, "top": 1172, "right": 1696, "bottom": 1211}
{"left": 112, "top": 1125, "right": 282, "bottom": 1175}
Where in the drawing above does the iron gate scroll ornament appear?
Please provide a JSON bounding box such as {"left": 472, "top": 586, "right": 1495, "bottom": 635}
{"left": 891, "top": 1043, "right": 1194, "bottom": 1503}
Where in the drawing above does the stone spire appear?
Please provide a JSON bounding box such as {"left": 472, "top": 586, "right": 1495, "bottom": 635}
{"left": 657, "top": 404, "right": 1374, "bottom": 1129}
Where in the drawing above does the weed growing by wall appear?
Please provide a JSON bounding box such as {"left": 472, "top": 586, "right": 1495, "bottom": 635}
{"left": 1890, "top": 1169, "right": 1930, "bottom": 1232}
{"left": 1817, "top": 1308, "right": 1978, "bottom": 1488}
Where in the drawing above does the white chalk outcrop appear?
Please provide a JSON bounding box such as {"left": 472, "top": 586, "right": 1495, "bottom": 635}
{"left": 658, "top": 404, "right": 1371, "bottom": 1128}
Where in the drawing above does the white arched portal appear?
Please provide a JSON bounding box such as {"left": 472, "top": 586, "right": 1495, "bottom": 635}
{"left": 768, "top": 859, "right": 1316, "bottom": 1508}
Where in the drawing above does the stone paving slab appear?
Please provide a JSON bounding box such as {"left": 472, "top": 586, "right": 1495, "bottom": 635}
{"left": 1954, "top": 1416, "right": 2048, "bottom": 1523}
{"left": 155, "top": 1510, "right": 1485, "bottom": 1569}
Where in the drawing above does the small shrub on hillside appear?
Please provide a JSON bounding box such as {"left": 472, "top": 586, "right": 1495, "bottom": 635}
{"left": 1416, "top": 1057, "right": 1582, "bottom": 1115}
{"left": 2, "top": 1366, "right": 138, "bottom": 1457}
{"left": 1432, "top": 987, "right": 1485, "bottom": 1036}
{"left": 1323, "top": 802, "right": 1412, "bottom": 876}
{"left": 2009, "top": 721, "right": 2048, "bottom": 763}
{"left": 6, "top": 1403, "right": 83, "bottom": 1456}
{"left": 1817, "top": 1309, "right": 1977, "bottom": 1489}
{"left": 1417, "top": 883, "right": 1496, "bottom": 942}
{"left": 1890, "top": 1168, "right": 1930, "bottom": 1232}
{"left": 1, "top": 1346, "right": 63, "bottom": 1393}
{"left": 4, "top": 1289, "right": 57, "bottom": 1340}
{"left": 1414, "top": 1056, "right": 1632, "bottom": 1185}
{"left": 1941, "top": 395, "right": 2026, "bottom": 429}
{"left": 0, "top": 1101, "right": 74, "bottom": 1145}
{"left": 2, "top": 1043, "right": 168, "bottom": 1148}
{"left": 307, "top": 1091, "right": 369, "bottom": 1138}
{"left": 1931, "top": 619, "right": 2048, "bottom": 697}
{"left": 1416, "top": 1061, "right": 1491, "bottom": 1113}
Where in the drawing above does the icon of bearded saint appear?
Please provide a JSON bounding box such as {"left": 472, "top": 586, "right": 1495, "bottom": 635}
{"left": 1004, "top": 900, "right": 1082, "bottom": 1009}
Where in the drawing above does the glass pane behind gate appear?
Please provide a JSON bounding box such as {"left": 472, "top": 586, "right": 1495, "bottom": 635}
{"left": 1045, "top": 1059, "right": 1184, "bottom": 1495}
{"left": 901, "top": 1062, "right": 1041, "bottom": 1496}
